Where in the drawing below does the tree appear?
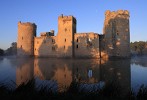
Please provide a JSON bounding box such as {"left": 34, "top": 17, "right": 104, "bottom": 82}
{"left": 137, "top": 41, "right": 146, "bottom": 54}
{"left": 0, "top": 48, "right": 4, "bottom": 56}
{"left": 130, "top": 41, "right": 147, "bottom": 55}
{"left": 5, "top": 42, "right": 17, "bottom": 55}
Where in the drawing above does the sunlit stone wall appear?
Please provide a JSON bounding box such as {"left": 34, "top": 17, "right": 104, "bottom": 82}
{"left": 74, "top": 33, "right": 100, "bottom": 58}
{"left": 34, "top": 36, "right": 57, "bottom": 57}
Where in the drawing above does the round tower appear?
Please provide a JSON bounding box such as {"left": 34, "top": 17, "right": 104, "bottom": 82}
{"left": 17, "top": 21, "right": 36, "bottom": 56}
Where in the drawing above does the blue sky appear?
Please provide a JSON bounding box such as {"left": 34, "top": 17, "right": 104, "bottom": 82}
{"left": 0, "top": 0, "right": 147, "bottom": 50}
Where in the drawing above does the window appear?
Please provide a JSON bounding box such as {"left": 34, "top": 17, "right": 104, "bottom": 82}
{"left": 64, "top": 74, "right": 66, "bottom": 78}
{"left": 37, "top": 41, "right": 39, "bottom": 44}
{"left": 65, "top": 38, "right": 66, "bottom": 42}
{"left": 64, "top": 45, "right": 65, "bottom": 49}
{"left": 21, "top": 45, "right": 22, "bottom": 48}
{"left": 52, "top": 46, "right": 56, "bottom": 51}
{"left": 22, "top": 37, "right": 23, "bottom": 40}
{"left": 76, "top": 45, "right": 78, "bottom": 49}
{"left": 65, "top": 28, "right": 67, "bottom": 32}
{"left": 117, "top": 53, "right": 120, "bottom": 56}
{"left": 77, "top": 38, "right": 78, "bottom": 42}
{"left": 44, "top": 40, "right": 46, "bottom": 43}
{"left": 116, "top": 30, "right": 119, "bottom": 35}
{"left": 35, "top": 48, "right": 36, "bottom": 51}
{"left": 52, "top": 39, "right": 55, "bottom": 44}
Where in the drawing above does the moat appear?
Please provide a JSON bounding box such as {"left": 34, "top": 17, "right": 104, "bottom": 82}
{"left": 0, "top": 56, "right": 147, "bottom": 93}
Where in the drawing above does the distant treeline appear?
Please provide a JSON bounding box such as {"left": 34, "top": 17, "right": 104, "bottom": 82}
{"left": 130, "top": 41, "right": 147, "bottom": 55}
{"left": 0, "top": 42, "right": 17, "bottom": 56}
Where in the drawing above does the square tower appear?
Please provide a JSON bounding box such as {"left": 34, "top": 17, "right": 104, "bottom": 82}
{"left": 57, "top": 14, "right": 76, "bottom": 58}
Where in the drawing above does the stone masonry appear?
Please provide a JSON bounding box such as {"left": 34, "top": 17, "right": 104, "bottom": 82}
{"left": 103, "top": 10, "right": 130, "bottom": 57}
{"left": 17, "top": 10, "right": 130, "bottom": 58}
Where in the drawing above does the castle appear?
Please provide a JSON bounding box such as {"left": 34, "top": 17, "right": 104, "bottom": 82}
{"left": 17, "top": 10, "right": 130, "bottom": 58}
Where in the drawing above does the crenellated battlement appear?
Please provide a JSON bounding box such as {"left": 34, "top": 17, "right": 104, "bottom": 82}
{"left": 58, "top": 14, "right": 76, "bottom": 19}
{"left": 58, "top": 14, "right": 77, "bottom": 23}
{"left": 105, "top": 10, "right": 129, "bottom": 19}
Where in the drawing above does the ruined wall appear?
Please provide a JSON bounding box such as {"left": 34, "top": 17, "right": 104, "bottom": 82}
{"left": 99, "top": 35, "right": 109, "bottom": 59}
{"left": 17, "top": 22, "right": 36, "bottom": 56}
{"left": 74, "top": 33, "right": 100, "bottom": 58}
{"left": 56, "top": 15, "right": 76, "bottom": 58}
{"left": 103, "top": 10, "right": 130, "bottom": 58}
{"left": 34, "top": 36, "right": 57, "bottom": 57}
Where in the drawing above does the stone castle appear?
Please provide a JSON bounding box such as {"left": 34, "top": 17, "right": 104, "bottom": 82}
{"left": 17, "top": 10, "right": 130, "bottom": 58}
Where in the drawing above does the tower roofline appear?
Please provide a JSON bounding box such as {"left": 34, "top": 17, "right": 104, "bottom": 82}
{"left": 105, "top": 10, "right": 129, "bottom": 16}
{"left": 18, "top": 21, "right": 37, "bottom": 27}
{"left": 58, "top": 14, "right": 76, "bottom": 19}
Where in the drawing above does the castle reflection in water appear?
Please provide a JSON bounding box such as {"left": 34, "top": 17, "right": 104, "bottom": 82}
{"left": 16, "top": 58, "right": 130, "bottom": 93}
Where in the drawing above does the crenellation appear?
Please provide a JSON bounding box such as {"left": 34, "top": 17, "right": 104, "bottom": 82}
{"left": 105, "top": 10, "right": 129, "bottom": 20}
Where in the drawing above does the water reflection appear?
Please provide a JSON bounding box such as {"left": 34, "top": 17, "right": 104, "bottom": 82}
{"left": 101, "top": 59, "right": 131, "bottom": 94}
{"left": 131, "top": 56, "right": 147, "bottom": 67}
{"left": 131, "top": 56, "right": 147, "bottom": 91}
{"left": 16, "top": 58, "right": 34, "bottom": 86}
{"left": 16, "top": 58, "right": 131, "bottom": 93}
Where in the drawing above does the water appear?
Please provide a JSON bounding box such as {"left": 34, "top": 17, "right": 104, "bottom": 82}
{"left": 0, "top": 56, "right": 147, "bottom": 92}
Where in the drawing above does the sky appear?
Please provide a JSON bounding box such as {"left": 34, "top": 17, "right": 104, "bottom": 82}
{"left": 0, "top": 0, "right": 147, "bottom": 50}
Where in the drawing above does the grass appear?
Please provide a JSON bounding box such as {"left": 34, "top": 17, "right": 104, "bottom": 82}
{"left": 0, "top": 79, "right": 147, "bottom": 100}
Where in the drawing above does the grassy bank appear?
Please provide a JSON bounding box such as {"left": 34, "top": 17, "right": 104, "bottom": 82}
{"left": 0, "top": 79, "right": 147, "bottom": 100}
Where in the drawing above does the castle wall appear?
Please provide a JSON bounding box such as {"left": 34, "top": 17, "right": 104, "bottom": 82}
{"left": 74, "top": 33, "right": 100, "bottom": 58}
{"left": 17, "top": 10, "right": 130, "bottom": 58}
{"left": 103, "top": 10, "right": 130, "bottom": 58}
{"left": 34, "top": 36, "right": 57, "bottom": 57}
{"left": 17, "top": 22, "right": 36, "bottom": 56}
